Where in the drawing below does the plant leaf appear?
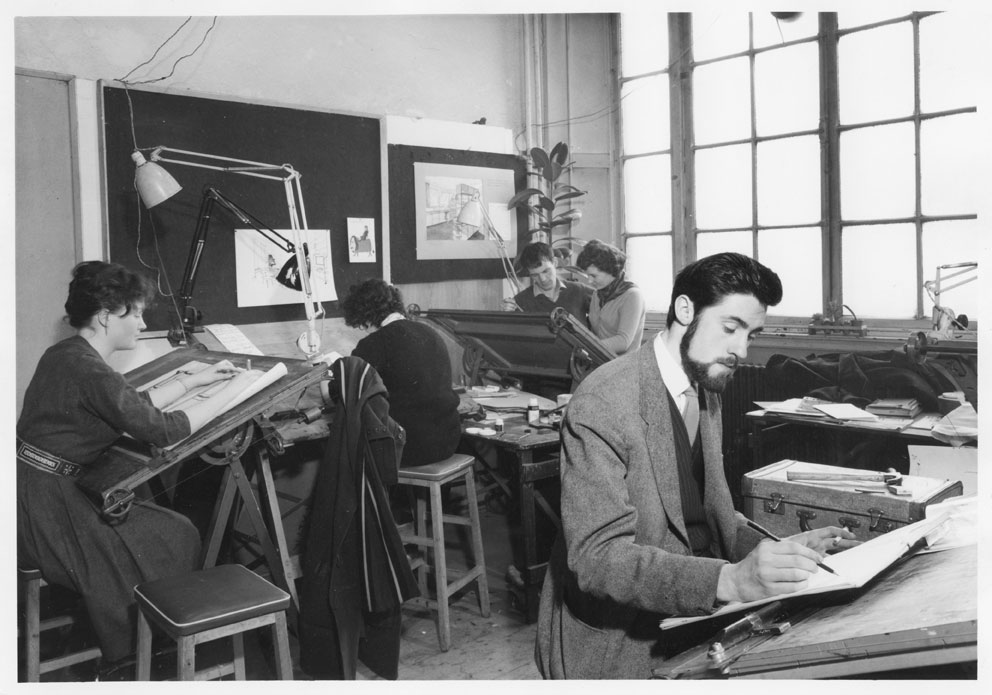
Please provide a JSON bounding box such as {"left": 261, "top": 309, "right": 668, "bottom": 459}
{"left": 553, "top": 184, "right": 585, "bottom": 195}
{"left": 506, "top": 187, "right": 545, "bottom": 208}
{"left": 554, "top": 190, "right": 587, "bottom": 203}
{"left": 530, "top": 147, "right": 551, "bottom": 171}
{"left": 537, "top": 196, "right": 555, "bottom": 212}
{"left": 550, "top": 142, "right": 569, "bottom": 165}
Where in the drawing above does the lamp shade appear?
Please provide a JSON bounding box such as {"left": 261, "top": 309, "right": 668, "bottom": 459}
{"left": 456, "top": 199, "right": 484, "bottom": 227}
{"left": 132, "top": 151, "right": 182, "bottom": 207}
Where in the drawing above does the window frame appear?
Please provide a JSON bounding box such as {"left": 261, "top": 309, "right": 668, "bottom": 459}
{"left": 617, "top": 11, "right": 979, "bottom": 331}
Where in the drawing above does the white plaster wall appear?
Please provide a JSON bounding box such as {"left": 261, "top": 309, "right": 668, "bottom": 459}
{"left": 14, "top": 15, "right": 525, "bottom": 130}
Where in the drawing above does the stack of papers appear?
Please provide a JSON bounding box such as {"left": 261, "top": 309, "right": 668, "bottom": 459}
{"left": 755, "top": 398, "right": 877, "bottom": 422}
{"left": 866, "top": 398, "right": 922, "bottom": 418}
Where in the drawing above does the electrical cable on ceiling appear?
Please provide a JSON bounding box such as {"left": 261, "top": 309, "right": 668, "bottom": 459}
{"left": 113, "top": 17, "right": 218, "bottom": 325}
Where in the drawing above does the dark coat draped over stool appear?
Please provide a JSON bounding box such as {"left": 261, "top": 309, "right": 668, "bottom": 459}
{"left": 298, "top": 357, "right": 419, "bottom": 680}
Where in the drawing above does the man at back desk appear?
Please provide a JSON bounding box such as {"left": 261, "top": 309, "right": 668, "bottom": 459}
{"left": 506, "top": 242, "right": 592, "bottom": 326}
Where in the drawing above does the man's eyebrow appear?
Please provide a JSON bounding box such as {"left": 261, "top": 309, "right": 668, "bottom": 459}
{"left": 724, "top": 315, "right": 764, "bottom": 334}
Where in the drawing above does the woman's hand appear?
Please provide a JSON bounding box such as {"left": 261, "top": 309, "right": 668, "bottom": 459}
{"left": 187, "top": 360, "right": 243, "bottom": 389}
{"left": 786, "top": 525, "right": 860, "bottom": 555}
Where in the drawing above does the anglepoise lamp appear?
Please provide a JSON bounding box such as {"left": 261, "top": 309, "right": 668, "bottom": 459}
{"left": 132, "top": 147, "right": 323, "bottom": 356}
{"left": 455, "top": 193, "right": 521, "bottom": 293}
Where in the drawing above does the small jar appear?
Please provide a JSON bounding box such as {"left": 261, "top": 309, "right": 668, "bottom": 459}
{"left": 494, "top": 417, "right": 504, "bottom": 433}
{"left": 527, "top": 397, "right": 540, "bottom": 424}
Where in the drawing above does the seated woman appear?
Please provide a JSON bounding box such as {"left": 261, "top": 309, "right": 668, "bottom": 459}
{"left": 341, "top": 278, "right": 461, "bottom": 467}
{"left": 16, "top": 261, "right": 239, "bottom": 677}
{"left": 576, "top": 239, "right": 646, "bottom": 355}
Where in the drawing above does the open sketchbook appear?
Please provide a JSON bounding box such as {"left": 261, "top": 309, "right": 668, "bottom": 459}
{"left": 137, "top": 360, "right": 287, "bottom": 449}
{"left": 660, "top": 510, "right": 952, "bottom": 630}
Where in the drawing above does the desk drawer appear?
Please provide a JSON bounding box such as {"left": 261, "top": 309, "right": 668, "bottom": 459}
{"left": 742, "top": 459, "right": 963, "bottom": 542}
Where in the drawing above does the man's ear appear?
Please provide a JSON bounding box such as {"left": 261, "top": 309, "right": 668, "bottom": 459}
{"left": 672, "top": 294, "right": 695, "bottom": 326}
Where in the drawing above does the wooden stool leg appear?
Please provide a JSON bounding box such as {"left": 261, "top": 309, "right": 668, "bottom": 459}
{"left": 429, "top": 482, "right": 450, "bottom": 652}
{"left": 24, "top": 578, "right": 41, "bottom": 682}
{"left": 464, "top": 469, "right": 491, "bottom": 618}
{"left": 271, "top": 612, "right": 294, "bottom": 680}
{"left": 415, "top": 490, "right": 429, "bottom": 595}
{"left": 136, "top": 610, "right": 154, "bottom": 681}
{"left": 232, "top": 633, "right": 246, "bottom": 680}
{"left": 177, "top": 636, "right": 196, "bottom": 680}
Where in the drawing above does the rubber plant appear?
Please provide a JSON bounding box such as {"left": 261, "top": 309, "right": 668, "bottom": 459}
{"left": 506, "top": 142, "right": 587, "bottom": 270}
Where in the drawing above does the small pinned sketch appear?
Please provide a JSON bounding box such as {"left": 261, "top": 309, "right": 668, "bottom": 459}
{"left": 347, "top": 218, "right": 377, "bottom": 263}
{"left": 233, "top": 228, "right": 337, "bottom": 307}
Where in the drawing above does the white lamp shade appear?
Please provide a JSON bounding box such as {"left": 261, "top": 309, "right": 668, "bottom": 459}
{"left": 456, "top": 199, "right": 484, "bottom": 227}
{"left": 132, "top": 151, "right": 182, "bottom": 207}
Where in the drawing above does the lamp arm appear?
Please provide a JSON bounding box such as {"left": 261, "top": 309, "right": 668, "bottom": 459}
{"left": 149, "top": 146, "right": 299, "bottom": 182}
{"left": 477, "top": 204, "right": 522, "bottom": 294}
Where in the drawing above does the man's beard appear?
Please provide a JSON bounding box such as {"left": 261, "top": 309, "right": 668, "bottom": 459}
{"left": 679, "top": 316, "right": 739, "bottom": 393}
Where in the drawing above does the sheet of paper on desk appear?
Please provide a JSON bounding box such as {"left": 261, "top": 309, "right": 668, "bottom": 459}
{"left": 754, "top": 398, "right": 830, "bottom": 417}
{"left": 205, "top": 324, "right": 264, "bottom": 355}
{"left": 658, "top": 511, "right": 951, "bottom": 630}
{"left": 908, "top": 444, "right": 977, "bottom": 496}
{"left": 812, "top": 403, "right": 877, "bottom": 420}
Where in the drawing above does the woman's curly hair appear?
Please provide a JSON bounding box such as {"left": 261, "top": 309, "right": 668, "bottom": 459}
{"left": 64, "top": 261, "right": 155, "bottom": 328}
{"left": 576, "top": 239, "right": 626, "bottom": 277}
{"left": 341, "top": 278, "right": 406, "bottom": 329}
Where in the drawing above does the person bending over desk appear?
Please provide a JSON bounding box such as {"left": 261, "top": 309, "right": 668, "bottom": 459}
{"left": 576, "top": 239, "right": 646, "bottom": 355}
{"left": 535, "top": 252, "right": 858, "bottom": 679}
{"left": 506, "top": 242, "right": 592, "bottom": 326}
{"left": 341, "top": 278, "right": 461, "bottom": 467}
{"left": 16, "top": 261, "right": 239, "bottom": 678}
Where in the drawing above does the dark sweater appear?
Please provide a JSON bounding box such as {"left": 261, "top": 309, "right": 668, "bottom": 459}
{"left": 513, "top": 280, "right": 592, "bottom": 327}
{"left": 351, "top": 320, "right": 461, "bottom": 467}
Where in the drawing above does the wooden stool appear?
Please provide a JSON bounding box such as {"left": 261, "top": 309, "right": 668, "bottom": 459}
{"left": 18, "top": 567, "right": 102, "bottom": 682}
{"left": 134, "top": 564, "right": 293, "bottom": 681}
{"left": 397, "top": 453, "right": 491, "bottom": 651}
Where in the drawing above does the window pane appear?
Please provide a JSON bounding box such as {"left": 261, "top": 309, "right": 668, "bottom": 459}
{"left": 758, "top": 228, "right": 822, "bottom": 317}
{"left": 620, "top": 12, "right": 670, "bottom": 77}
{"left": 840, "top": 123, "right": 915, "bottom": 220}
{"left": 838, "top": 23, "right": 914, "bottom": 124}
{"left": 754, "top": 42, "right": 819, "bottom": 136}
{"left": 922, "top": 220, "right": 981, "bottom": 323}
{"left": 691, "top": 12, "right": 749, "bottom": 62}
{"left": 920, "top": 13, "right": 982, "bottom": 113}
{"left": 693, "top": 57, "right": 752, "bottom": 145}
{"left": 625, "top": 235, "right": 673, "bottom": 312}
{"left": 752, "top": 12, "right": 819, "bottom": 48}
{"left": 838, "top": 11, "right": 908, "bottom": 30}
{"left": 921, "top": 113, "right": 979, "bottom": 216}
{"left": 696, "top": 231, "right": 751, "bottom": 259}
{"left": 623, "top": 155, "right": 672, "bottom": 234}
{"left": 757, "top": 135, "right": 820, "bottom": 226}
{"left": 621, "top": 74, "right": 670, "bottom": 155}
{"left": 842, "top": 223, "right": 916, "bottom": 318}
{"left": 696, "top": 144, "right": 752, "bottom": 229}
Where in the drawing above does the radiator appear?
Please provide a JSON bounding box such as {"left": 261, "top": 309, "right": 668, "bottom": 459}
{"left": 720, "top": 364, "right": 781, "bottom": 510}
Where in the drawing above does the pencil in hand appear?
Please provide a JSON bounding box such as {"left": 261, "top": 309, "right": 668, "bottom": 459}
{"left": 745, "top": 518, "right": 839, "bottom": 576}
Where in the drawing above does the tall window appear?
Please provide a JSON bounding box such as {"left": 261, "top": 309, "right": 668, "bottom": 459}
{"left": 619, "top": 11, "right": 981, "bottom": 324}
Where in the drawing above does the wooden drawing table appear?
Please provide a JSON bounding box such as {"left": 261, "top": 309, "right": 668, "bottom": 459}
{"left": 462, "top": 403, "right": 561, "bottom": 623}
{"left": 75, "top": 346, "right": 327, "bottom": 611}
{"left": 653, "top": 545, "right": 977, "bottom": 679}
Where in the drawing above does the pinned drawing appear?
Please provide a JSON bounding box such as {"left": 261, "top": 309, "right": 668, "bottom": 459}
{"left": 233, "top": 228, "right": 337, "bottom": 307}
{"left": 347, "top": 218, "right": 377, "bottom": 263}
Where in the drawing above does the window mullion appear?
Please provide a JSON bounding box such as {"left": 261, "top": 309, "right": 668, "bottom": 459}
{"left": 670, "top": 13, "right": 695, "bottom": 269}
{"left": 819, "top": 13, "right": 842, "bottom": 315}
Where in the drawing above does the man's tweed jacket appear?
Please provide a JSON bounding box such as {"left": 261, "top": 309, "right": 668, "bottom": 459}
{"left": 536, "top": 339, "right": 763, "bottom": 679}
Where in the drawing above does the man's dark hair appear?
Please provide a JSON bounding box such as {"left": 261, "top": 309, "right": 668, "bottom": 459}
{"left": 666, "top": 252, "right": 783, "bottom": 328}
{"left": 341, "top": 278, "right": 406, "bottom": 329}
{"left": 517, "top": 242, "right": 554, "bottom": 272}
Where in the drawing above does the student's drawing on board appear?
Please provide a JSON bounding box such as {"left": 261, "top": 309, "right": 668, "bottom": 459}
{"left": 233, "top": 228, "right": 337, "bottom": 306}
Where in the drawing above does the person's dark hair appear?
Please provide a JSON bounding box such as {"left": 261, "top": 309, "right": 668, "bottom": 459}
{"left": 64, "top": 261, "right": 155, "bottom": 329}
{"left": 517, "top": 242, "right": 554, "bottom": 272}
{"left": 341, "top": 278, "right": 406, "bottom": 329}
{"left": 576, "top": 239, "right": 626, "bottom": 277}
{"left": 666, "top": 252, "right": 783, "bottom": 328}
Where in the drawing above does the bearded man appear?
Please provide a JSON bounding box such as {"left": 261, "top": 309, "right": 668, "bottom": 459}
{"left": 535, "top": 252, "right": 857, "bottom": 679}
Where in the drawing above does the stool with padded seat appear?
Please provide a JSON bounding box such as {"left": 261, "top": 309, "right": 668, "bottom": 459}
{"left": 396, "top": 452, "right": 491, "bottom": 651}
{"left": 133, "top": 564, "right": 293, "bottom": 681}
{"left": 18, "top": 567, "right": 103, "bottom": 682}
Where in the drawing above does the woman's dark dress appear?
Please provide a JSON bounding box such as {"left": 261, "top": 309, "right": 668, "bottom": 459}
{"left": 351, "top": 320, "right": 461, "bottom": 467}
{"left": 16, "top": 336, "right": 202, "bottom": 661}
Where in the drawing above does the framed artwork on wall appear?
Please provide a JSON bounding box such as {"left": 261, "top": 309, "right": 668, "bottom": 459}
{"left": 388, "top": 144, "right": 526, "bottom": 284}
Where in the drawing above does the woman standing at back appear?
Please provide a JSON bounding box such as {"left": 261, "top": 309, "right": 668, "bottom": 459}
{"left": 576, "top": 239, "right": 647, "bottom": 355}
{"left": 17, "top": 261, "right": 238, "bottom": 677}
